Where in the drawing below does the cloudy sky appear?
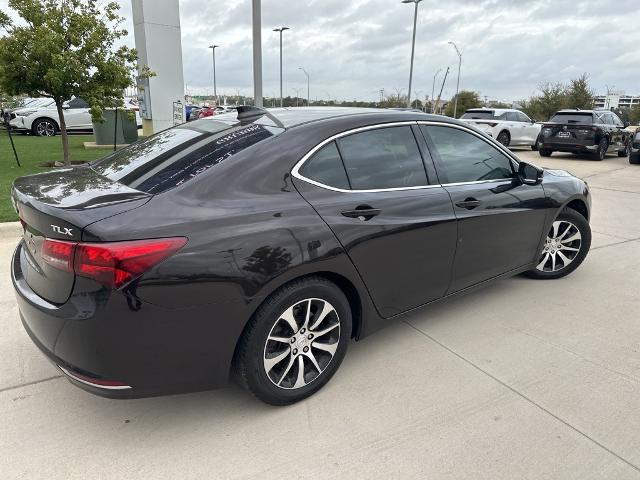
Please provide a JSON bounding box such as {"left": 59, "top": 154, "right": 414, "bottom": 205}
{"left": 2, "top": 0, "right": 639, "bottom": 102}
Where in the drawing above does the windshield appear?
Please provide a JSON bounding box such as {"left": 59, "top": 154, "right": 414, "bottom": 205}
{"left": 461, "top": 110, "right": 494, "bottom": 119}
{"left": 549, "top": 113, "right": 593, "bottom": 124}
{"left": 91, "top": 118, "right": 283, "bottom": 194}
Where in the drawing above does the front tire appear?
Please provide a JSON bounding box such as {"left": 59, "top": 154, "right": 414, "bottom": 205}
{"left": 531, "top": 136, "right": 542, "bottom": 151}
{"left": 630, "top": 153, "right": 640, "bottom": 165}
{"left": 524, "top": 208, "right": 591, "bottom": 280}
{"left": 235, "top": 277, "right": 352, "bottom": 405}
{"left": 618, "top": 141, "right": 631, "bottom": 157}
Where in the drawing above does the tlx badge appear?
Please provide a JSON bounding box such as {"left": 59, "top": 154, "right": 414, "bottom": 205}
{"left": 51, "top": 224, "right": 73, "bottom": 236}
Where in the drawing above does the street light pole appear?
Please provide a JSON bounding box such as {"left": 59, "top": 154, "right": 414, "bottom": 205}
{"left": 448, "top": 41, "right": 462, "bottom": 118}
{"left": 208, "top": 45, "right": 219, "bottom": 105}
{"left": 431, "top": 68, "right": 442, "bottom": 113}
{"left": 402, "top": 0, "right": 423, "bottom": 108}
{"left": 299, "top": 67, "right": 310, "bottom": 107}
{"left": 252, "top": 0, "right": 263, "bottom": 107}
{"left": 273, "top": 27, "right": 290, "bottom": 108}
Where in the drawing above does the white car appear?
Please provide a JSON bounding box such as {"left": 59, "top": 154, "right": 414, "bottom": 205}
{"left": 9, "top": 97, "right": 92, "bottom": 136}
{"left": 460, "top": 108, "right": 542, "bottom": 150}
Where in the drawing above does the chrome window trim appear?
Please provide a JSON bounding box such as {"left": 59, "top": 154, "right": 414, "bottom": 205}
{"left": 291, "top": 120, "right": 521, "bottom": 193}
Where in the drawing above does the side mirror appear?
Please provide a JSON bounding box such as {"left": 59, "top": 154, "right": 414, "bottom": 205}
{"left": 518, "top": 161, "right": 543, "bottom": 186}
{"left": 623, "top": 121, "right": 630, "bottom": 128}
{"left": 531, "top": 118, "right": 537, "bottom": 123}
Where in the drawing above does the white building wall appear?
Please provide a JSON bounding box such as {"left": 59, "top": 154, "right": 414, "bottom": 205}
{"left": 132, "top": 0, "right": 185, "bottom": 133}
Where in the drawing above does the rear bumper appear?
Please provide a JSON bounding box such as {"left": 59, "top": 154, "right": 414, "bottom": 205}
{"left": 12, "top": 243, "right": 237, "bottom": 398}
{"left": 540, "top": 141, "right": 597, "bottom": 153}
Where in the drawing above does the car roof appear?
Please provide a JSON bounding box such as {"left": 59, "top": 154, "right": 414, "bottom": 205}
{"left": 211, "top": 106, "right": 439, "bottom": 130}
{"left": 555, "top": 109, "right": 596, "bottom": 114}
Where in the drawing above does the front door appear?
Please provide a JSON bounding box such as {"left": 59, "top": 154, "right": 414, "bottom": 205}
{"left": 420, "top": 123, "right": 549, "bottom": 292}
{"left": 293, "top": 124, "right": 457, "bottom": 318}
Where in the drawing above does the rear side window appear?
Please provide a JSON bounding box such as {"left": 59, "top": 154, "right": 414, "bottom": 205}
{"left": 337, "top": 126, "right": 427, "bottom": 190}
{"left": 299, "top": 141, "right": 350, "bottom": 190}
{"left": 506, "top": 112, "right": 518, "bottom": 121}
{"left": 422, "top": 125, "right": 514, "bottom": 184}
{"left": 91, "top": 120, "right": 282, "bottom": 194}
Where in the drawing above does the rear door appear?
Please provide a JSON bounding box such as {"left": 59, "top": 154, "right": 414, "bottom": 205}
{"left": 420, "top": 123, "right": 549, "bottom": 292}
{"left": 505, "top": 111, "right": 523, "bottom": 143}
{"left": 64, "top": 97, "right": 92, "bottom": 129}
{"left": 516, "top": 111, "right": 538, "bottom": 144}
{"left": 293, "top": 124, "right": 457, "bottom": 317}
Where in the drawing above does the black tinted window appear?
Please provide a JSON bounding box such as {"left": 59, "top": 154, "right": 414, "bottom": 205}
{"left": 461, "top": 111, "right": 494, "bottom": 119}
{"left": 550, "top": 113, "right": 594, "bottom": 124}
{"left": 337, "top": 126, "right": 427, "bottom": 190}
{"left": 299, "top": 141, "right": 349, "bottom": 189}
{"left": 91, "top": 120, "right": 283, "bottom": 193}
{"left": 422, "top": 125, "right": 514, "bottom": 184}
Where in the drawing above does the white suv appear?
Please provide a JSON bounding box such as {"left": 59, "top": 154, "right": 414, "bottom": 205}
{"left": 9, "top": 97, "right": 92, "bottom": 136}
{"left": 460, "top": 108, "right": 542, "bottom": 150}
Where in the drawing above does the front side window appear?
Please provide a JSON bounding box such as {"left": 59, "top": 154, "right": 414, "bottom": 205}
{"left": 299, "top": 141, "right": 350, "bottom": 190}
{"left": 517, "top": 112, "right": 531, "bottom": 123}
{"left": 337, "top": 126, "right": 428, "bottom": 190}
{"left": 422, "top": 125, "right": 514, "bottom": 184}
{"left": 506, "top": 112, "right": 518, "bottom": 122}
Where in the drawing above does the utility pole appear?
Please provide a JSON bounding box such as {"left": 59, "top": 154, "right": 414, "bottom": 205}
{"left": 402, "top": 0, "right": 423, "bottom": 108}
{"left": 434, "top": 66, "right": 450, "bottom": 115}
{"left": 448, "top": 41, "right": 462, "bottom": 117}
{"left": 273, "top": 27, "right": 290, "bottom": 108}
{"left": 299, "top": 67, "right": 310, "bottom": 107}
{"left": 431, "top": 68, "right": 442, "bottom": 113}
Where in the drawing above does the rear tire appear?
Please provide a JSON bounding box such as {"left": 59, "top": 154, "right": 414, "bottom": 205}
{"left": 539, "top": 148, "right": 552, "bottom": 157}
{"left": 592, "top": 137, "right": 608, "bottom": 161}
{"left": 497, "top": 131, "right": 510, "bottom": 147}
{"left": 630, "top": 153, "right": 640, "bottom": 165}
{"left": 32, "top": 118, "right": 58, "bottom": 137}
{"left": 524, "top": 208, "right": 591, "bottom": 280}
{"left": 531, "top": 136, "right": 541, "bottom": 151}
{"left": 235, "top": 277, "right": 352, "bottom": 405}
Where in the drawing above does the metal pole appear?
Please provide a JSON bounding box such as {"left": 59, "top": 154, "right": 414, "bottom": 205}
{"left": 252, "top": 0, "right": 263, "bottom": 107}
{"left": 3, "top": 117, "right": 21, "bottom": 167}
{"left": 404, "top": 0, "right": 421, "bottom": 108}
{"left": 279, "top": 31, "right": 283, "bottom": 107}
{"left": 213, "top": 47, "right": 217, "bottom": 104}
{"left": 113, "top": 105, "right": 118, "bottom": 152}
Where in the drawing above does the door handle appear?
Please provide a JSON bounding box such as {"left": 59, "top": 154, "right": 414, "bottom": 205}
{"left": 341, "top": 206, "right": 381, "bottom": 220}
{"left": 455, "top": 198, "right": 480, "bottom": 210}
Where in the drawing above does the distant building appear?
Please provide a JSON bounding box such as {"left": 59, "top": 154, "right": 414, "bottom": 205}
{"left": 594, "top": 91, "right": 640, "bottom": 110}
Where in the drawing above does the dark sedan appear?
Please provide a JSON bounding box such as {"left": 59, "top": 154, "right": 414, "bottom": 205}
{"left": 12, "top": 107, "right": 592, "bottom": 405}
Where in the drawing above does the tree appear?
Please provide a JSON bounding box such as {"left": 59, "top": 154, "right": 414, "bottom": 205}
{"left": 445, "top": 90, "right": 481, "bottom": 118}
{"left": 0, "top": 0, "right": 138, "bottom": 165}
{"left": 627, "top": 104, "right": 640, "bottom": 126}
{"left": 565, "top": 73, "right": 594, "bottom": 109}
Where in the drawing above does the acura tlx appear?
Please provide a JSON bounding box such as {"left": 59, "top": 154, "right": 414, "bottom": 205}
{"left": 12, "top": 107, "right": 591, "bottom": 405}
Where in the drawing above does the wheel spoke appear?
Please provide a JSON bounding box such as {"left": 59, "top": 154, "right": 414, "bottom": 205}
{"left": 268, "top": 335, "right": 291, "bottom": 344}
{"left": 557, "top": 223, "right": 572, "bottom": 241}
{"left": 277, "top": 356, "right": 296, "bottom": 386}
{"left": 309, "top": 301, "right": 335, "bottom": 331}
{"left": 313, "top": 340, "right": 338, "bottom": 356}
{"left": 312, "top": 322, "right": 339, "bottom": 338}
{"left": 557, "top": 251, "right": 572, "bottom": 266}
{"left": 303, "top": 299, "right": 312, "bottom": 328}
{"left": 551, "top": 252, "right": 557, "bottom": 271}
{"left": 293, "top": 356, "right": 306, "bottom": 388}
{"left": 264, "top": 349, "right": 290, "bottom": 373}
{"left": 551, "top": 221, "right": 560, "bottom": 238}
{"left": 560, "top": 246, "right": 579, "bottom": 252}
{"left": 537, "top": 252, "right": 550, "bottom": 270}
{"left": 560, "top": 232, "right": 581, "bottom": 244}
{"left": 306, "top": 349, "right": 322, "bottom": 372}
{"left": 279, "top": 305, "right": 299, "bottom": 334}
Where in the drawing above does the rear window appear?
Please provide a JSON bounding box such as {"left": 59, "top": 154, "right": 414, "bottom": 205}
{"left": 90, "top": 119, "right": 283, "bottom": 194}
{"left": 460, "top": 110, "right": 494, "bottom": 120}
{"left": 549, "top": 113, "right": 594, "bottom": 124}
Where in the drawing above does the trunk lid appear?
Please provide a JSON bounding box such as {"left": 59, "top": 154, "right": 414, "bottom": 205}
{"left": 541, "top": 123, "right": 596, "bottom": 144}
{"left": 12, "top": 165, "right": 151, "bottom": 304}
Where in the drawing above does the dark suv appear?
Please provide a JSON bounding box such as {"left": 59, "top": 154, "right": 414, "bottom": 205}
{"left": 538, "top": 109, "right": 631, "bottom": 160}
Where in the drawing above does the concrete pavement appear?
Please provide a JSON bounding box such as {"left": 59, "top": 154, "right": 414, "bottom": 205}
{"left": 1, "top": 150, "right": 639, "bottom": 479}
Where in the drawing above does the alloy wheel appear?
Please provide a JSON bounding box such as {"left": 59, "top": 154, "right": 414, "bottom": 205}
{"left": 36, "top": 120, "right": 56, "bottom": 137}
{"left": 263, "top": 298, "right": 340, "bottom": 390}
{"left": 536, "top": 220, "right": 582, "bottom": 272}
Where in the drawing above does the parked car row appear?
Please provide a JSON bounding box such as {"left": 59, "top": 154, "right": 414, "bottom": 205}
{"left": 188, "top": 105, "right": 237, "bottom": 121}
{"left": 6, "top": 97, "right": 142, "bottom": 136}
{"left": 460, "top": 106, "right": 635, "bottom": 164}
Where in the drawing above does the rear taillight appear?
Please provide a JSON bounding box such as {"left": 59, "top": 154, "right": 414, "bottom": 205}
{"left": 41, "top": 237, "right": 187, "bottom": 289}
{"left": 42, "top": 239, "right": 75, "bottom": 272}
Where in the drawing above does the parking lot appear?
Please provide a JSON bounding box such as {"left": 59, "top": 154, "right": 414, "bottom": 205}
{"left": 1, "top": 149, "right": 639, "bottom": 479}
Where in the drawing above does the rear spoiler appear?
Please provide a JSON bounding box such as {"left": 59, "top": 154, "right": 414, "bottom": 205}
{"left": 236, "top": 106, "right": 285, "bottom": 128}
